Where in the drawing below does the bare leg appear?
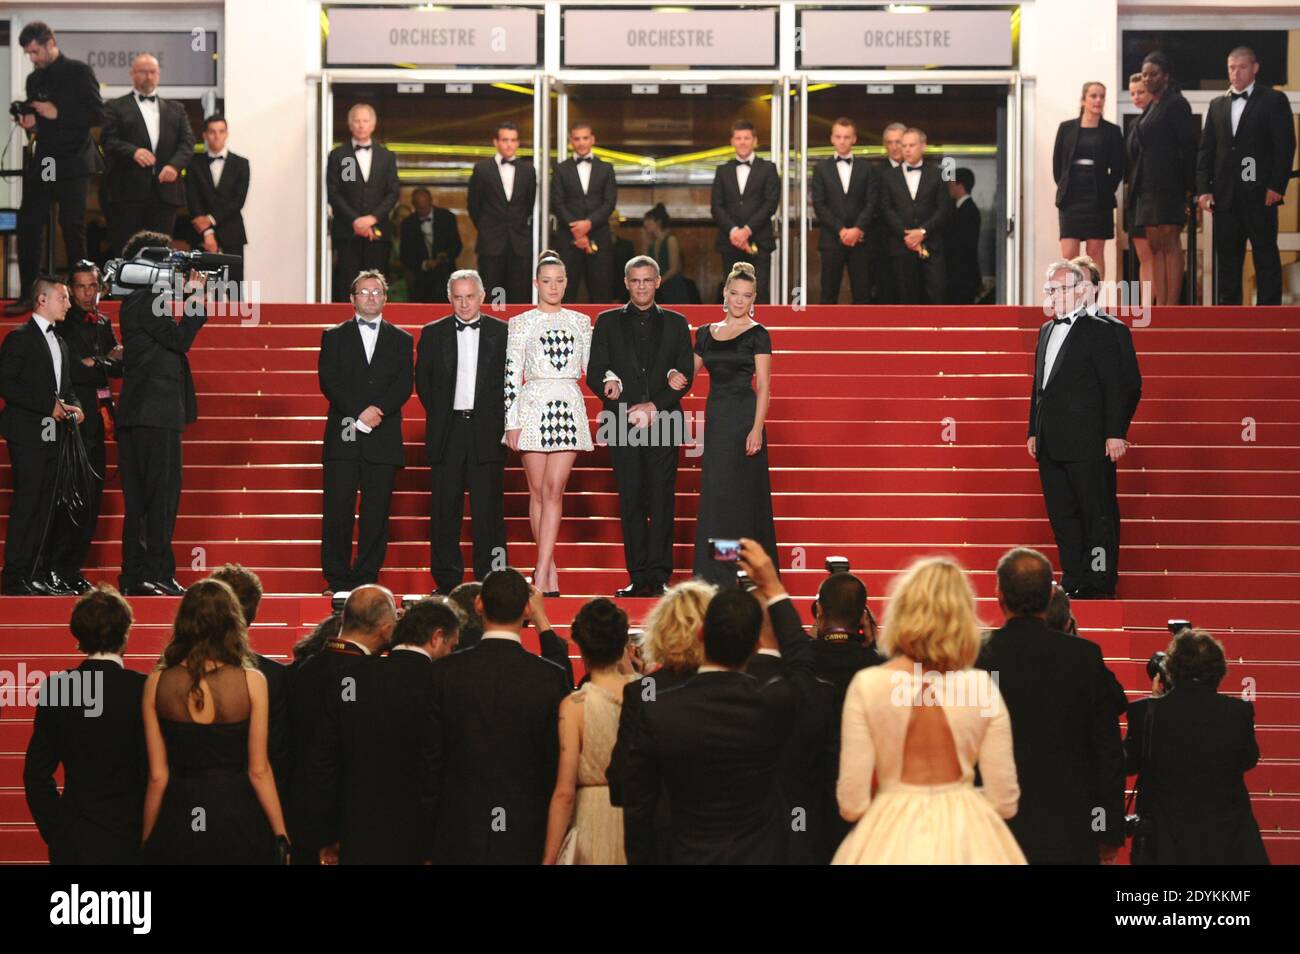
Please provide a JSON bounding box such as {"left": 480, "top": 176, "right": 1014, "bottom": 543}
{"left": 1133, "top": 237, "right": 1154, "bottom": 308}
{"left": 1145, "top": 226, "right": 1168, "bottom": 306}
{"left": 1085, "top": 239, "right": 1106, "bottom": 279}
{"left": 1060, "top": 238, "right": 1081, "bottom": 260}
{"left": 1162, "top": 225, "right": 1185, "bottom": 305}
{"left": 536, "top": 452, "right": 576, "bottom": 593}
{"left": 521, "top": 451, "right": 547, "bottom": 580}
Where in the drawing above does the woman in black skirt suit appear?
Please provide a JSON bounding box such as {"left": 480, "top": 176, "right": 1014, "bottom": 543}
{"left": 1054, "top": 81, "right": 1126, "bottom": 277}
{"left": 1130, "top": 52, "right": 1198, "bottom": 305}
{"left": 1124, "top": 72, "right": 1155, "bottom": 306}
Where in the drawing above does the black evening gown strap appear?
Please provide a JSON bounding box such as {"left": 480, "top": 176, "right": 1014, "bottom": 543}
{"left": 692, "top": 323, "right": 779, "bottom": 587}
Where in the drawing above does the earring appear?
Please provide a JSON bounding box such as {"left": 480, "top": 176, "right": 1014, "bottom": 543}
{"left": 749, "top": 305, "right": 755, "bottom": 319}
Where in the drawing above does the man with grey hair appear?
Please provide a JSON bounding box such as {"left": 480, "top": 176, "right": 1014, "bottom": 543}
{"left": 415, "top": 269, "right": 509, "bottom": 594}
{"left": 326, "top": 103, "right": 400, "bottom": 301}
{"left": 879, "top": 126, "right": 951, "bottom": 304}
{"left": 868, "top": 122, "right": 908, "bottom": 304}
{"left": 587, "top": 256, "right": 693, "bottom": 597}
{"left": 1028, "top": 260, "right": 1127, "bottom": 599}
{"left": 100, "top": 53, "right": 194, "bottom": 257}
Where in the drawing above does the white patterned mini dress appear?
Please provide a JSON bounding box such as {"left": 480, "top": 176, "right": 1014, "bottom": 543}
{"left": 504, "top": 307, "right": 594, "bottom": 452}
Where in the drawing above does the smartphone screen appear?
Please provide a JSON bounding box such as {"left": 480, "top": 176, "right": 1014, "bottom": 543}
{"left": 709, "top": 538, "right": 740, "bottom": 561}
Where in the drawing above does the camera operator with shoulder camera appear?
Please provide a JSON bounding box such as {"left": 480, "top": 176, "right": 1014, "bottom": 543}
{"left": 112, "top": 230, "right": 209, "bottom": 597}
{"left": 11, "top": 22, "right": 103, "bottom": 314}
{"left": 1125, "top": 626, "right": 1269, "bottom": 864}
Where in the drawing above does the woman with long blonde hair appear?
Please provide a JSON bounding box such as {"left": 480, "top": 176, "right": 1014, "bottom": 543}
{"left": 833, "top": 557, "right": 1025, "bottom": 864}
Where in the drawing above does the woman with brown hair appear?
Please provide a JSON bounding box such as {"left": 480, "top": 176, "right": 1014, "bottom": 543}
{"left": 1053, "top": 81, "right": 1126, "bottom": 275}
{"left": 141, "top": 578, "right": 288, "bottom": 863}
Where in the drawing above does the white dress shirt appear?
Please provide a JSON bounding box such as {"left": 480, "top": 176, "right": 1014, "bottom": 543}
{"left": 957, "top": 194, "right": 971, "bottom": 209}
{"left": 1042, "top": 308, "right": 1084, "bottom": 385}
{"left": 903, "top": 163, "right": 923, "bottom": 200}
{"left": 352, "top": 140, "right": 374, "bottom": 182}
{"left": 496, "top": 153, "right": 516, "bottom": 201}
{"left": 454, "top": 317, "right": 480, "bottom": 410}
{"left": 87, "top": 652, "right": 125, "bottom": 667}
{"left": 575, "top": 153, "right": 593, "bottom": 194}
{"left": 208, "top": 150, "right": 228, "bottom": 188}
{"left": 355, "top": 313, "right": 380, "bottom": 364}
{"left": 835, "top": 153, "right": 853, "bottom": 193}
{"left": 32, "top": 314, "right": 62, "bottom": 393}
{"left": 889, "top": 158, "right": 901, "bottom": 170}
{"left": 419, "top": 215, "right": 434, "bottom": 255}
{"left": 135, "top": 90, "right": 161, "bottom": 152}
{"left": 735, "top": 153, "right": 753, "bottom": 194}
{"left": 480, "top": 629, "right": 522, "bottom": 644}
{"left": 1230, "top": 81, "right": 1256, "bottom": 137}
{"left": 392, "top": 644, "right": 432, "bottom": 660}
{"left": 755, "top": 647, "right": 781, "bottom": 658}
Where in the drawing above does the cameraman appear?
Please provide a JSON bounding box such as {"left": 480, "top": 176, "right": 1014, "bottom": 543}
{"left": 11, "top": 22, "right": 103, "bottom": 314}
{"left": 1125, "top": 629, "right": 1269, "bottom": 863}
{"left": 114, "top": 231, "right": 208, "bottom": 597}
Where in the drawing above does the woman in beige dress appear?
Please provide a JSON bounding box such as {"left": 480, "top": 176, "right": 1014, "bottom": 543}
{"left": 543, "top": 598, "right": 636, "bottom": 864}
{"left": 833, "top": 557, "right": 1026, "bottom": 865}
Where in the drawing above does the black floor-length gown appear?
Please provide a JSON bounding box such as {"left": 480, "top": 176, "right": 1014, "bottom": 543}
{"left": 692, "top": 322, "right": 779, "bottom": 586}
{"left": 142, "top": 664, "right": 276, "bottom": 864}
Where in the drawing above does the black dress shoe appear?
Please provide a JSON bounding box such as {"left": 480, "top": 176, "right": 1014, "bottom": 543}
{"left": 40, "top": 572, "right": 77, "bottom": 596}
{"left": 3, "top": 580, "right": 48, "bottom": 596}
{"left": 124, "top": 582, "right": 165, "bottom": 597}
{"left": 152, "top": 578, "right": 186, "bottom": 596}
{"left": 645, "top": 584, "right": 668, "bottom": 598}
{"left": 614, "top": 583, "right": 643, "bottom": 598}
{"left": 60, "top": 575, "right": 94, "bottom": 594}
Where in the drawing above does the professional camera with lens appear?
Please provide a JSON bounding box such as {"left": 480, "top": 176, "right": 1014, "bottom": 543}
{"left": 9, "top": 99, "right": 37, "bottom": 121}
{"left": 103, "top": 246, "right": 241, "bottom": 298}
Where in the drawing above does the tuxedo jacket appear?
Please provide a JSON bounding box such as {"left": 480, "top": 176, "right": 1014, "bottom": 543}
{"left": 467, "top": 157, "right": 536, "bottom": 257}
{"left": 326, "top": 143, "right": 401, "bottom": 244}
{"left": 1052, "top": 118, "right": 1126, "bottom": 208}
{"left": 399, "top": 206, "right": 462, "bottom": 277}
{"left": 116, "top": 289, "right": 206, "bottom": 432}
{"left": 185, "top": 151, "right": 251, "bottom": 249}
{"left": 586, "top": 303, "right": 694, "bottom": 426}
{"left": 711, "top": 157, "right": 781, "bottom": 252}
{"left": 1196, "top": 85, "right": 1296, "bottom": 210}
{"left": 23, "top": 660, "right": 147, "bottom": 864}
{"left": 1126, "top": 684, "right": 1268, "bottom": 864}
{"left": 810, "top": 155, "right": 877, "bottom": 249}
{"left": 0, "top": 319, "right": 80, "bottom": 446}
{"left": 318, "top": 318, "right": 413, "bottom": 467}
{"left": 1130, "top": 89, "right": 1198, "bottom": 198}
{"left": 1028, "top": 312, "right": 1127, "bottom": 461}
{"left": 308, "top": 650, "right": 438, "bottom": 864}
{"left": 59, "top": 306, "right": 122, "bottom": 411}
{"left": 415, "top": 313, "right": 507, "bottom": 464}
{"left": 428, "top": 637, "right": 569, "bottom": 864}
{"left": 100, "top": 93, "right": 195, "bottom": 206}
{"left": 623, "top": 598, "right": 818, "bottom": 865}
{"left": 253, "top": 652, "right": 290, "bottom": 796}
{"left": 607, "top": 665, "right": 694, "bottom": 810}
{"left": 976, "top": 617, "right": 1127, "bottom": 863}
{"left": 879, "top": 161, "right": 954, "bottom": 256}
{"left": 945, "top": 198, "right": 983, "bottom": 299}
{"left": 1093, "top": 308, "right": 1142, "bottom": 430}
{"left": 551, "top": 155, "right": 617, "bottom": 249}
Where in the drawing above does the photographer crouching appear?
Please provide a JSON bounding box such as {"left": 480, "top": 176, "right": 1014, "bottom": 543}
{"left": 1125, "top": 627, "right": 1269, "bottom": 864}
{"left": 10, "top": 22, "right": 103, "bottom": 315}
{"left": 110, "top": 230, "right": 211, "bottom": 596}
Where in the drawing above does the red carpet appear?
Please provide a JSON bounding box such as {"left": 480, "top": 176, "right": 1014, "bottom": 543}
{"left": 1, "top": 303, "right": 1297, "bottom": 863}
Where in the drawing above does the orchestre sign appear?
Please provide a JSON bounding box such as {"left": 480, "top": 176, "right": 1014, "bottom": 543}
{"left": 324, "top": 7, "right": 540, "bottom": 66}
{"left": 799, "top": 10, "right": 1013, "bottom": 68}
{"left": 563, "top": 9, "right": 778, "bottom": 68}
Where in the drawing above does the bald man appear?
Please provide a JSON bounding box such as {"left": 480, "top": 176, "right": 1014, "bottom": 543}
{"left": 100, "top": 54, "right": 195, "bottom": 254}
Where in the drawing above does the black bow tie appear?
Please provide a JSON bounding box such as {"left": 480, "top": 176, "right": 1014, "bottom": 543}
{"left": 136, "top": 94, "right": 157, "bottom": 103}
{"left": 736, "top": 158, "right": 753, "bottom": 167}
{"left": 499, "top": 158, "right": 516, "bottom": 166}
{"left": 209, "top": 154, "right": 225, "bottom": 162}
{"left": 353, "top": 144, "right": 372, "bottom": 152}
{"left": 357, "top": 319, "right": 378, "bottom": 331}
{"left": 456, "top": 319, "right": 481, "bottom": 333}
{"left": 44, "top": 324, "right": 57, "bottom": 335}
{"left": 574, "top": 155, "right": 592, "bottom": 164}
{"left": 836, "top": 156, "right": 853, "bottom": 163}
{"left": 905, "top": 164, "right": 923, "bottom": 172}
{"left": 1230, "top": 90, "right": 1249, "bottom": 101}
{"left": 1053, "top": 315, "right": 1074, "bottom": 326}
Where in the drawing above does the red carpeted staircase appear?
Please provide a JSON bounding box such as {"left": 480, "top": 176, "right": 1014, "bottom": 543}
{"left": 0, "top": 302, "right": 1297, "bottom": 864}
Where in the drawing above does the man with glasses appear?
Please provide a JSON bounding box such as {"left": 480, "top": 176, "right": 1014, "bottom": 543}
{"left": 51, "top": 262, "right": 121, "bottom": 591}
{"left": 318, "top": 271, "right": 413, "bottom": 595}
{"left": 1028, "top": 261, "right": 1127, "bottom": 599}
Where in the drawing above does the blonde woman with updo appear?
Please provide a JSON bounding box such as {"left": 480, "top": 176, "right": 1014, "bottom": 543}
{"left": 503, "top": 250, "right": 594, "bottom": 597}
{"left": 685, "top": 261, "right": 777, "bottom": 587}
{"left": 833, "top": 557, "right": 1026, "bottom": 864}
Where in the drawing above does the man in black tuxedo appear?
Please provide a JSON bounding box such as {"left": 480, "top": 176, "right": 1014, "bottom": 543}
{"left": 326, "top": 104, "right": 401, "bottom": 303}
{"left": 880, "top": 127, "right": 952, "bottom": 305}
{"left": 945, "top": 167, "right": 983, "bottom": 304}
{"left": 711, "top": 120, "right": 780, "bottom": 303}
{"left": 309, "top": 597, "right": 462, "bottom": 864}
{"left": 209, "top": 563, "right": 289, "bottom": 786}
{"left": 415, "top": 269, "right": 508, "bottom": 594}
{"left": 0, "top": 276, "right": 85, "bottom": 595}
{"left": 624, "top": 540, "right": 817, "bottom": 865}
{"left": 467, "top": 122, "right": 536, "bottom": 304}
{"left": 100, "top": 54, "right": 194, "bottom": 257}
{"left": 185, "top": 115, "right": 250, "bottom": 296}
{"left": 24, "top": 585, "right": 146, "bottom": 864}
{"left": 811, "top": 118, "right": 875, "bottom": 304}
{"left": 115, "top": 230, "right": 207, "bottom": 598}
{"left": 50, "top": 262, "right": 120, "bottom": 592}
{"left": 318, "top": 271, "right": 413, "bottom": 594}
{"left": 868, "top": 122, "right": 907, "bottom": 304}
{"left": 400, "top": 188, "right": 462, "bottom": 304}
{"left": 587, "top": 256, "right": 694, "bottom": 598}
{"left": 13, "top": 22, "right": 102, "bottom": 311}
{"left": 285, "top": 585, "right": 396, "bottom": 864}
{"left": 428, "top": 568, "right": 569, "bottom": 863}
{"left": 1196, "top": 46, "right": 1297, "bottom": 306}
{"left": 551, "top": 123, "right": 617, "bottom": 303}
{"left": 976, "top": 548, "right": 1127, "bottom": 864}
{"left": 1028, "top": 260, "right": 1128, "bottom": 599}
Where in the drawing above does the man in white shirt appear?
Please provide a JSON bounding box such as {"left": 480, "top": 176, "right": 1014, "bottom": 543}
{"left": 326, "top": 104, "right": 401, "bottom": 302}
{"left": 186, "top": 115, "right": 250, "bottom": 287}
{"left": 710, "top": 120, "right": 780, "bottom": 302}
{"left": 467, "top": 122, "right": 537, "bottom": 304}
{"left": 551, "top": 123, "right": 618, "bottom": 303}
{"left": 100, "top": 54, "right": 194, "bottom": 256}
